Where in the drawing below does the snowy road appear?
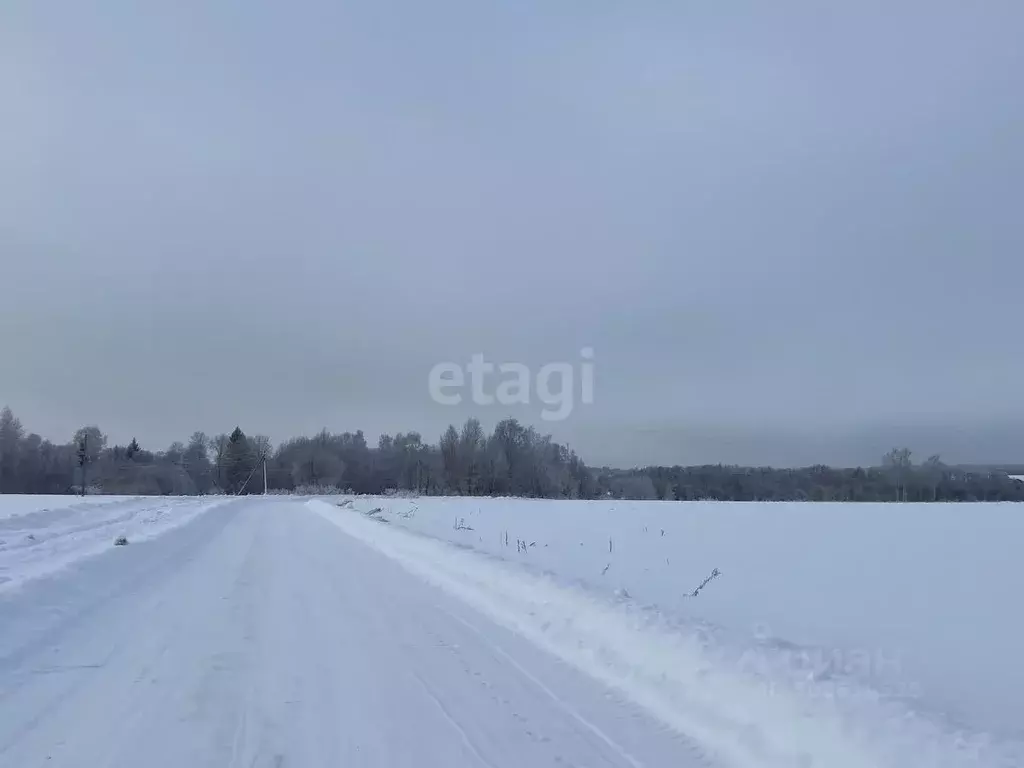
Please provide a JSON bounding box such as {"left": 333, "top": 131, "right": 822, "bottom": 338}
{"left": 0, "top": 499, "right": 704, "bottom": 768}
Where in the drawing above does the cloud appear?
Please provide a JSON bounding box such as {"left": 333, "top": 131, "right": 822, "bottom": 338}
{"left": 1, "top": 1, "right": 1021, "bottom": 464}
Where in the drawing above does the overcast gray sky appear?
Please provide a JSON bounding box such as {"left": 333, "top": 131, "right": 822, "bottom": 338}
{"left": 2, "top": 1, "right": 1022, "bottom": 467}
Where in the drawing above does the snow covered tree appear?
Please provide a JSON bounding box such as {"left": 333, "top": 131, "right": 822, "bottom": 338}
{"left": 73, "top": 426, "right": 106, "bottom": 495}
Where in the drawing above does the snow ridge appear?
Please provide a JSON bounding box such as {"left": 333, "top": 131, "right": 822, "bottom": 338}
{"left": 0, "top": 496, "right": 231, "bottom": 592}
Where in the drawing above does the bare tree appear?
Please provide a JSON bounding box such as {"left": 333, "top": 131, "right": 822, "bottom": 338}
{"left": 439, "top": 425, "right": 460, "bottom": 492}
{"left": 459, "top": 418, "right": 484, "bottom": 494}
{"left": 923, "top": 453, "right": 944, "bottom": 501}
{"left": 882, "top": 447, "right": 913, "bottom": 501}
{"left": 0, "top": 406, "right": 25, "bottom": 492}
{"left": 250, "top": 435, "right": 273, "bottom": 462}
{"left": 208, "top": 433, "right": 231, "bottom": 492}
{"left": 183, "top": 432, "right": 214, "bottom": 493}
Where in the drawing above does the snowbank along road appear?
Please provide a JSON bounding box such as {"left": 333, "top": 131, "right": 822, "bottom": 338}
{"left": 0, "top": 495, "right": 230, "bottom": 591}
{"left": 0, "top": 496, "right": 1018, "bottom": 768}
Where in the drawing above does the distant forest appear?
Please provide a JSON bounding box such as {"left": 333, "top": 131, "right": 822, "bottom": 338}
{"left": 1, "top": 406, "right": 1022, "bottom": 502}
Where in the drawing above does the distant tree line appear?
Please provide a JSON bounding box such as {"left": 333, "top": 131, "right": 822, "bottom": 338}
{"left": 0, "top": 407, "right": 590, "bottom": 498}
{"left": 594, "top": 449, "right": 1024, "bottom": 502}
{"left": 0, "top": 406, "right": 1021, "bottom": 501}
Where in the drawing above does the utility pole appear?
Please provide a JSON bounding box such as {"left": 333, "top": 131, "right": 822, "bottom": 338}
{"left": 236, "top": 450, "right": 268, "bottom": 497}
{"left": 78, "top": 433, "right": 88, "bottom": 497}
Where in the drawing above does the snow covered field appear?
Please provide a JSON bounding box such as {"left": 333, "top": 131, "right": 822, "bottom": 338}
{"left": 328, "top": 495, "right": 1024, "bottom": 765}
{"left": 0, "top": 495, "right": 231, "bottom": 592}
{"left": 1, "top": 493, "right": 1020, "bottom": 767}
